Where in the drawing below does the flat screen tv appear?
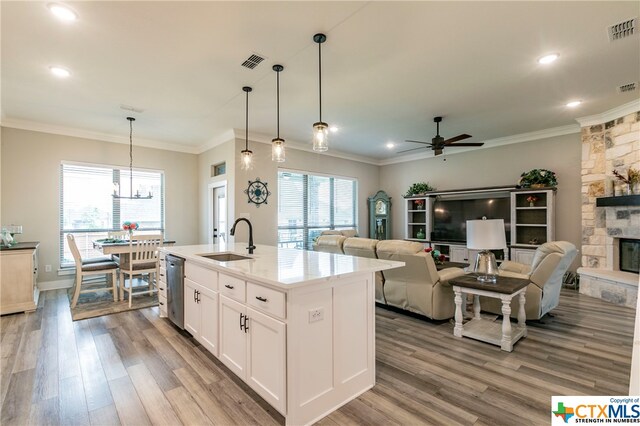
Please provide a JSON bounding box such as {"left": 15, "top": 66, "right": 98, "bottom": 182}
{"left": 431, "top": 195, "right": 511, "bottom": 243}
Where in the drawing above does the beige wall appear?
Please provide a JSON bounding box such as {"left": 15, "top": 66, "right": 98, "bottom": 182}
{"left": 0, "top": 127, "right": 198, "bottom": 284}
{"left": 230, "top": 139, "right": 380, "bottom": 246}
{"left": 197, "top": 139, "right": 236, "bottom": 243}
{"left": 379, "top": 133, "right": 583, "bottom": 270}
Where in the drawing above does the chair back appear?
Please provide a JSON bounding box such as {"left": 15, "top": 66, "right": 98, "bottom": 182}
{"left": 66, "top": 234, "right": 83, "bottom": 268}
{"left": 128, "top": 234, "right": 163, "bottom": 268}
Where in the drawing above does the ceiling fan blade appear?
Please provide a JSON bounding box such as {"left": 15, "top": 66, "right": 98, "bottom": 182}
{"left": 447, "top": 142, "right": 485, "bottom": 147}
{"left": 404, "top": 139, "right": 433, "bottom": 146}
{"left": 434, "top": 148, "right": 443, "bottom": 156}
{"left": 443, "top": 134, "right": 472, "bottom": 144}
{"left": 397, "top": 146, "right": 427, "bottom": 154}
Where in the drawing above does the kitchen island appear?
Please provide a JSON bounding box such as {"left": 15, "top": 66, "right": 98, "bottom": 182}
{"left": 159, "top": 243, "right": 402, "bottom": 426}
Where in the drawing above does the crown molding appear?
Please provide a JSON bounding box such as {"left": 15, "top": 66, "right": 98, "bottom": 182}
{"left": 196, "top": 129, "right": 236, "bottom": 154}
{"left": 378, "top": 123, "right": 580, "bottom": 166}
{"left": 0, "top": 118, "right": 200, "bottom": 154}
{"left": 576, "top": 100, "right": 640, "bottom": 127}
{"left": 230, "top": 128, "right": 381, "bottom": 166}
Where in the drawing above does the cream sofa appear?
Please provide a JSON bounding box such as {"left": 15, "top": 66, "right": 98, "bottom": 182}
{"left": 481, "top": 241, "right": 577, "bottom": 320}
{"left": 320, "top": 229, "right": 358, "bottom": 238}
{"left": 376, "top": 240, "right": 465, "bottom": 320}
{"left": 312, "top": 235, "right": 347, "bottom": 254}
{"left": 342, "top": 237, "right": 386, "bottom": 303}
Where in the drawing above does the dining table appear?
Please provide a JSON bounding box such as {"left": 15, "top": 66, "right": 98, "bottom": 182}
{"left": 92, "top": 239, "right": 176, "bottom": 255}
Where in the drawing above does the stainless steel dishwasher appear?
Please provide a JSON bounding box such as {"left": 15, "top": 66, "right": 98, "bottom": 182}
{"left": 166, "top": 254, "right": 185, "bottom": 329}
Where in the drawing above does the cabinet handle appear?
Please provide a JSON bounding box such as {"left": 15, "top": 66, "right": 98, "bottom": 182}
{"left": 244, "top": 316, "right": 249, "bottom": 333}
{"left": 255, "top": 296, "right": 268, "bottom": 302}
{"left": 159, "top": 287, "right": 164, "bottom": 291}
{"left": 239, "top": 313, "right": 244, "bottom": 330}
{"left": 159, "top": 301, "right": 164, "bottom": 306}
{"left": 194, "top": 289, "right": 197, "bottom": 303}
{"left": 196, "top": 290, "right": 200, "bottom": 303}
{"left": 225, "top": 284, "right": 234, "bottom": 289}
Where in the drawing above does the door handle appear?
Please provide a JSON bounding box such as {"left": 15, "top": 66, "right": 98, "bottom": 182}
{"left": 243, "top": 316, "right": 249, "bottom": 333}
{"left": 239, "top": 313, "right": 244, "bottom": 330}
{"left": 194, "top": 289, "right": 197, "bottom": 303}
{"left": 196, "top": 290, "right": 200, "bottom": 303}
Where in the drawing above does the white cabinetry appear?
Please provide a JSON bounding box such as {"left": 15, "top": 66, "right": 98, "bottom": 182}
{"left": 404, "top": 196, "right": 433, "bottom": 241}
{"left": 511, "top": 247, "right": 536, "bottom": 265}
{"left": 184, "top": 262, "right": 219, "bottom": 356}
{"left": 0, "top": 243, "right": 39, "bottom": 315}
{"left": 510, "top": 188, "right": 555, "bottom": 263}
{"left": 220, "top": 295, "right": 286, "bottom": 412}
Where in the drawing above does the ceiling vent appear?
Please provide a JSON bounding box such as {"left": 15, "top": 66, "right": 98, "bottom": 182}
{"left": 241, "top": 53, "right": 266, "bottom": 70}
{"left": 608, "top": 18, "right": 636, "bottom": 41}
{"left": 618, "top": 82, "right": 637, "bottom": 93}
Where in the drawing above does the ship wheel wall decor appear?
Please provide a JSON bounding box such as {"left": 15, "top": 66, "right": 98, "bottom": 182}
{"left": 245, "top": 178, "right": 271, "bottom": 207}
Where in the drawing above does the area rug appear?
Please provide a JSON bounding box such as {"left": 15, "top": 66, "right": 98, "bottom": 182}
{"left": 68, "top": 281, "right": 158, "bottom": 321}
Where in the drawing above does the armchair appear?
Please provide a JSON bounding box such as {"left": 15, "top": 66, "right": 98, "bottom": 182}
{"left": 481, "top": 241, "right": 577, "bottom": 320}
{"left": 376, "top": 240, "right": 465, "bottom": 320}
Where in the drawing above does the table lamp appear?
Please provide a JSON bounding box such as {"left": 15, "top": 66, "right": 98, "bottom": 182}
{"left": 466, "top": 218, "right": 506, "bottom": 283}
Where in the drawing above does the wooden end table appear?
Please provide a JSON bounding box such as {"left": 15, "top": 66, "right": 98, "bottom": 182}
{"left": 449, "top": 274, "right": 529, "bottom": 352}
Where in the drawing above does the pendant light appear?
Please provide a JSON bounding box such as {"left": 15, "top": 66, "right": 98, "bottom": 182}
{"left": 241, "top": 86, "right": 253, "bottom": 169}
{"left": 312, "top": 33, "right": 329, "bottom": 152}
{"left": 272, "top": 64, "right": 285, "bottom": 162}
{"left": 112, "top": 117, "right": 152, "bottom": 199}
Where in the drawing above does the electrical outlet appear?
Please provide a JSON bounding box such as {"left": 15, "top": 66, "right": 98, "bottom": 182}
{"left": 45, "top": 265, "right": 52, "bottom": 272}
{"left": 308, "top": 307, "right": 324, "bottom": 323}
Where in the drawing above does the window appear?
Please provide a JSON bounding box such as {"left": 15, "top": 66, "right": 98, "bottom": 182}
{"left": 60, "top": 163, "right": 164, "bottom": 266}
{"left": 278, "top": 170, "right": 357, "bottom": 249}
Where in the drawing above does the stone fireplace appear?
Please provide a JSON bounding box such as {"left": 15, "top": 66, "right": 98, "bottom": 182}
{"left": 578, "top": 110, "right": 639, "bottom": 308}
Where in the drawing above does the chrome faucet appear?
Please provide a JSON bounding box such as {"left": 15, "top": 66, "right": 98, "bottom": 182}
{"left": 230, "top": 218, "right": 256, "bottom": 254}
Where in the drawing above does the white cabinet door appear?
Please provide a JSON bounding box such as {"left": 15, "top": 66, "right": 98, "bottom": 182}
{"left": 512, "top": 248, "right": 535, "bottom": 265}
{"left": 246, "top": 306, "right": 286, "bottom": 413}
{"left": 184, "top": 278, "right": 200, "bottom": 337}
{"left": 219, "top": 295, "right": 247, "bottom": 378}
{"left": 198, "top": 286, "right": 219, "bottom": 357}
{"left": 450, "top": 246, "right": 468, "bottom": 263}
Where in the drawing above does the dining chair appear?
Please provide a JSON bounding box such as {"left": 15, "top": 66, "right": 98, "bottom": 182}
{"left": 67, "top": 234, "right": 119, "bottom": 308}
{"left": 107, "top": 230, "right": 129, "bottom": 263}
{"left": 119, "top": 234, "right": 163, "bottom": 307}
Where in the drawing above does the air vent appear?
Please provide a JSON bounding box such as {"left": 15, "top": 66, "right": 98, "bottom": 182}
{"left": 618, "top": 82, "right": 637, "bottom": 93}
{"left": 608, "top": 18, "right": 636, "bottom": 41}
{"left": 241, "top": 53, "right": 265, "bottom": 69}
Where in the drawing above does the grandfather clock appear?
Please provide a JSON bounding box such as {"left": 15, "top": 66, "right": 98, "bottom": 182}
{"left": 368, "top": 191, "right": 391, "bottom": 240}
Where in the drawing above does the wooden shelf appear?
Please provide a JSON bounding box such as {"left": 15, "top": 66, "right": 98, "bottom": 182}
{"left": 515, "top": 224, "right": 547, "bottom": 227}
{"left": 515, "top": 206, "right": 547, "bottom": 210}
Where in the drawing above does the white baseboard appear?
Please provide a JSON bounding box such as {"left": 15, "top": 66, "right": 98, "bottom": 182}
{"left": 38, "top": 278, "right": 74, "bottom": 291}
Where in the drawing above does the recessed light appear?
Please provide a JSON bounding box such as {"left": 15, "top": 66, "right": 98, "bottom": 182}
{"left": 49, "top": 66, "right": 71, "bottom": 78}
{"left": 329, "top": 126, "right": 338, "bottom": 133}
{"left": 538, "top": 53, "right": 559, "bottom": 64}
{"left": 47, "top": 3, "right": 78, "bottom": 21}
{"left": 386, "top": 142, "right": 395, "bottom": 149}
{"left": 566, "top": 100, "right": 582, "bottom": 108}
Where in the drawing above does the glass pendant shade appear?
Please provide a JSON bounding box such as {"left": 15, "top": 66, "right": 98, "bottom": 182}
{"left": 241, "top": 149, "right": 253, "bottom": 169}
{"left": 272, "top": 138, "right": 285, "bottom": 162}
{"left": 312, "top": 121, "right": 329, "bottom": 152}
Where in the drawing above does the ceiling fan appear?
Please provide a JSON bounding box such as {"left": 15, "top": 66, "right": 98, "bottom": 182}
{"left": 399, "top": 116, "right": 484, "bottom": 156}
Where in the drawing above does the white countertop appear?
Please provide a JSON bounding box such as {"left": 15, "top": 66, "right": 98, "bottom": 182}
{"left": 160, "top": 243, "right": 403, "bottom": 289}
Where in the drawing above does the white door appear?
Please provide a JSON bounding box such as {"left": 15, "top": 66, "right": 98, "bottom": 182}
{"left": 246, "top": 307, "right": 286, "bottom": 413}
{"left": 212, "top": 185, "right": 227, "bottom": 244}
{"left": 219, "top": 295, "right": 247, "bottom": 378}
{"left": 198, "top": 286, "right": 219, "bottom": 357}
{"left": 184, "top": 278, "right": 200, "bottom": 337}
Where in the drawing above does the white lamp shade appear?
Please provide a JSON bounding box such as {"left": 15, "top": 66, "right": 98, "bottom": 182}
{"left": 466, "top": 219, "right": 506, "bottom": 250}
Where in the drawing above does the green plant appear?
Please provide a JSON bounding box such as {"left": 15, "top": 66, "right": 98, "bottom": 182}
{"left": 405, "top": 182, "right": 434, "bottom": 196}
{"left": 518, "top": 169, "right": 558, "bottom": 187}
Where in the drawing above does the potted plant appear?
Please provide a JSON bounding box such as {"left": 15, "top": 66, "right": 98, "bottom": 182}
{"left": 518, "top": 169, "right": 558, "bottom": 188}
{"left": 404, "top": 182, "right": 434, "bottom": 197}
{"left": 122, "top": 221, "right": 139, "bottom": 238}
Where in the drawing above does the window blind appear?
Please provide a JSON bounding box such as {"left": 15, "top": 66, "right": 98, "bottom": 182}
{"left": 60, "top": 163, "right": 165, "bottom": 266}
{"left": 277, "top": 170, "right": 357, "bottom": 249}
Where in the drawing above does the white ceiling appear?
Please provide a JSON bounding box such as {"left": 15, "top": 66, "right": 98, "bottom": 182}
{"left": 2, "top": 1, "right": 639, "bottom": 161}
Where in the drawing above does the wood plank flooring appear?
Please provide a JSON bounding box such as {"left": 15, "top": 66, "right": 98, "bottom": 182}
{"left": 0, "top": 288, "right": 635, "bottom": 425}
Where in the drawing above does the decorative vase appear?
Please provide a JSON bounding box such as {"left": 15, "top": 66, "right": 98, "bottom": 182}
{"left": 416, "top": 204, "right": 424, "bottom": 210}
{"left": 529, "top": 202, "right": 535, "bottom": 207}
{"left": 416, "top": 229, "right": 425, "bottom": 239}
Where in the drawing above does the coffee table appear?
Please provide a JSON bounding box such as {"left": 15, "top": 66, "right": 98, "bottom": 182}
{"left": 449, "top": 274, "right": 529, "bottom": 352}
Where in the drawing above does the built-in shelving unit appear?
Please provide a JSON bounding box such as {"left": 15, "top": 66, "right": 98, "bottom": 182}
{"left": 510, "top": 188, "right": 555, "bottom": 250}
{"left": 404, "top": 196, "right": 433, "bottom": 241}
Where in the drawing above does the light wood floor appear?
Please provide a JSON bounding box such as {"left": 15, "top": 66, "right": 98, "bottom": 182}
{"left": 0, "top": 288, "right": 635, "bottom": 426}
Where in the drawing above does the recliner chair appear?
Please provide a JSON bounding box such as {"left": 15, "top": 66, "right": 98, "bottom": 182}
{"left": 376, "top": 240, "right": 465, "bottom": 320}
{"left": 481, "top": 241, "right": 577, "bottom": 320}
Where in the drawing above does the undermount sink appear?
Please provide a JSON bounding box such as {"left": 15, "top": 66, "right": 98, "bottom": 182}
{"left": 198, "top": 253, "right": 251, "bottom": 262}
